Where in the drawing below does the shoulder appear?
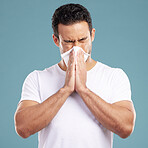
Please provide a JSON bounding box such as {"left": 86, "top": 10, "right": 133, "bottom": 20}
{"left": 22, "top": 64, "right": 59, "bottom": 84}
{"left": 95, "top": 61, "right": 130, "bottom": 81}
{"left": 95, "top": 61, "right": 122, "bottom": 74}
{"left": 27, "top": 64, "right": 58, "bottom": 76}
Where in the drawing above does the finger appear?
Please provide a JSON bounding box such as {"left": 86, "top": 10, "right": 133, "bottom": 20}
{"left": 77, "top": 50, "right": 84, "bottom": 64}
{"left": 68, "top": 50, "right": 75, "bottom": 68}
{"left": 71, "top": 50, "right": 75, "bottom": 66}
{"left": 80, "top": 50, "right": 84, "bottom": 59}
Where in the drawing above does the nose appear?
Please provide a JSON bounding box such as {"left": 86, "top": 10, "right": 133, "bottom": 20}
{"left": 73, "top": 40, "right": 79, "bottom": 47}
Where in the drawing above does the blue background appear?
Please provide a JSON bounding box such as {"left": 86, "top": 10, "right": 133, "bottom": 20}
{"left": 0, "top": 0, "right": 148, "bottom": 147}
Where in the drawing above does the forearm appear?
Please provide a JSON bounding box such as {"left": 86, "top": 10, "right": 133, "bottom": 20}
{"left": 15, "top": 87, "right": 71, "bottom": 138}
{"left": 77, "top": 87, "right": 135, "bottom": 138}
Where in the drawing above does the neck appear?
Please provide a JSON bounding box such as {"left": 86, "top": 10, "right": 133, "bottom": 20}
{"left": 58, "top": 57, "right": 97, "bottom": 72}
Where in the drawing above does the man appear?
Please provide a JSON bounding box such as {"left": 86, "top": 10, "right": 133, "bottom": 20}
{"left": 14, "top": 3, "right": 136, "bottom": 148}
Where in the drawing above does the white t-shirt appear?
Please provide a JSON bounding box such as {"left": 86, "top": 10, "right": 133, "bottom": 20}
{"left": 20, "top": 61, "right": 132, "bottom": 148}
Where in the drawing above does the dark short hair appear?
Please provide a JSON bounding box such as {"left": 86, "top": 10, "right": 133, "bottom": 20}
{"left": 52, "top": 3, "right": 92, "bottom": 39}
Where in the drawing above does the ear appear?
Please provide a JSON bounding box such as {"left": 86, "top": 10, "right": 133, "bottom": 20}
{"left": 52, "top": 34, "right": 59, "bottom": 47}
{"left": 91, "top": 28, "right": 96, "bottom": 42}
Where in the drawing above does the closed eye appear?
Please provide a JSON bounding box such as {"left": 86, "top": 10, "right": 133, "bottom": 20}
{"left": 64, "top": 40, "right": 75, "bottom": 43}
{"left": 78, "top": 37, "right": 88, "bottom": 42}
{"left": 63, "top": 37, "right": 88, "bottom": 44}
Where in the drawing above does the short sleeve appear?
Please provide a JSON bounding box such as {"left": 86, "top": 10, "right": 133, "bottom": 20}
{"left": 111, "top": 68, "right": 132, "bottom": 104}
{"left": 19, "top": 70, "right": 41, "bottom": 103}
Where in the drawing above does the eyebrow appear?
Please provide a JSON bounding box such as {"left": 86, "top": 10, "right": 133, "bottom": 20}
{"left": 64, "top": 37, "right": 88, "bottom": 43}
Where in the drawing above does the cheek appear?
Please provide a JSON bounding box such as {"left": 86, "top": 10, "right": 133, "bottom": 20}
{"left": 59, "top": 42, "right": 73, "bottom": 54}
{"left": 82, "top": 40, "right": 92, "bottom": 53}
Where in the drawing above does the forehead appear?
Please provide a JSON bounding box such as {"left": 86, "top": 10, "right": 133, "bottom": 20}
{"left": 58, "top": 21, "right": 90, "bottom": 40}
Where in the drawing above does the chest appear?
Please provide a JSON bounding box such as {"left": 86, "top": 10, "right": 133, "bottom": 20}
{"left": 86, "top": 71, "right": 112, "bottom": 103}
{"left": 38, "top": 71, "right": 112, "bottom": 103}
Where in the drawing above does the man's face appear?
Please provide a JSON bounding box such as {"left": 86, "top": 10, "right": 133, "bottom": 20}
{"left": 53, "top": 21, "right": 95, "bottom": 55}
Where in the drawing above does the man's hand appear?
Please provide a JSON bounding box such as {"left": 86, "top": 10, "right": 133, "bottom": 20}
{"left": 75, "top": 50, "right": 87, "bottom": 93}
{"left": 64, "top": 50, "right": 76, "bottom": 94}
{"left": 64, "top": 49, "right": 87, "bottom": 94}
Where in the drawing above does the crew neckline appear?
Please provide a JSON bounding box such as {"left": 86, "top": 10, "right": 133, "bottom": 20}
{"left": 56, "top": 61, "right": 98, "bottom": 75}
